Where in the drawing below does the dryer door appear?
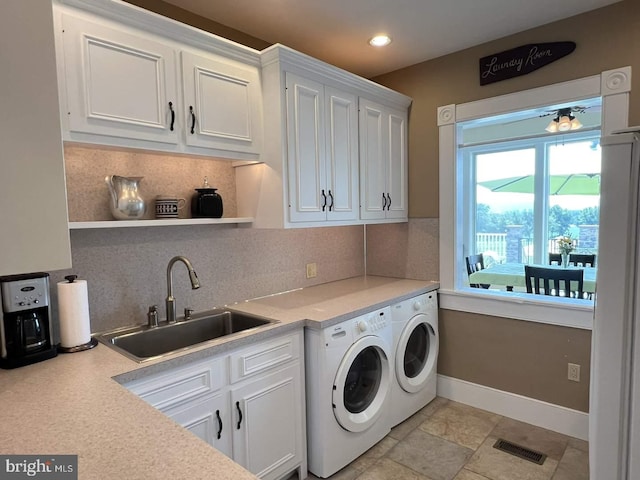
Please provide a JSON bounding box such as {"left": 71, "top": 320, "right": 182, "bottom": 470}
{"left": 332, "top": 335, "right": 390, "bottom": 433}
{"left": 395, "top": 314, "right": 438, "bottom": 393}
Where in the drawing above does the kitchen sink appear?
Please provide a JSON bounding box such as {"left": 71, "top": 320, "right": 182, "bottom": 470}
{"left": 97, "top": 309, "right": 278, "bottom": 362}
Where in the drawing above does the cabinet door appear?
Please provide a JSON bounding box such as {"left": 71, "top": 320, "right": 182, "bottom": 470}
{"left": 286, "top": 73, "right": 327, "bottom": 222}
{"left": 60, "top": 13, "right": 179, "bottom": 144}
{"left": 166, "top": 392, "right": 233, "bottom": 459}
{"left": 386, "top": 107, "right": 408, "bottom": 219}
{"left": 181, "top": 51, "right": 262, "bottom": 156}
{"left": 359, "top": 99, "right": 387, "bottom": 220}
{"left": 231, "top": 364, "right": 304, "bottom": 480}
{"left": 0, "top": 0, "right": 71, "bottom": 275}
{"left": 325, "top": 87, "right": 359, "bottom": 221}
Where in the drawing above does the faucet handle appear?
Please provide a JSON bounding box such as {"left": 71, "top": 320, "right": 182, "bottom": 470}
{"left": 148, "top": 305, "right": 159, "bottom": 328}
{"left": 184, "top": 307, "right": 194, "bottom": 321}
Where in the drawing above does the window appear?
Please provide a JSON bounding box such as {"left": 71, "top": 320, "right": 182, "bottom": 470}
{"left": 437, "top": 67, "right": 631, "bottom": 329}
{"left": 461, "top": 130, "right": 601, "bottom": 275}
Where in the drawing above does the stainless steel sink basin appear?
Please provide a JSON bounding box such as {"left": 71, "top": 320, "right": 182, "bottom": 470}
{"left": 97, "top": 309, "right": 278, "bottom": 362}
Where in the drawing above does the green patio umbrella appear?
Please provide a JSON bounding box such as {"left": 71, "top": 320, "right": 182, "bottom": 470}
{"left": 479, "top": 173, "right": 600, "bottom": 195}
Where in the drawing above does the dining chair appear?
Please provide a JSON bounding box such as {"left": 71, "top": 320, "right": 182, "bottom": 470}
{"left": 569, "top": 253, "right": 596, "bottom": 267}
{"left": 548, "top": 253, "right": 562, "bottom": 265}
{"left": 465, "top": 254, "right": 490, "bottom": 289}
{"left": 524, "top": 265, "right": 584, "bottom": 298}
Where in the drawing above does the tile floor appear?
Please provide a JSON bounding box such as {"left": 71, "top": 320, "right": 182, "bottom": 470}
{"left": 304, "top": 397, "right": 589, "bottom": 480}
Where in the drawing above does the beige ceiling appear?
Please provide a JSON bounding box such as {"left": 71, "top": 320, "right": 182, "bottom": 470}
{"left": 161, "top": 0, "right": 621, "bottom": 78}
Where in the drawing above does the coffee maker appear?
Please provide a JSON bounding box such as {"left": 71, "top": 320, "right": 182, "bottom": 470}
{"left": 0, "top": 272, "right": 57, "bottom": 368}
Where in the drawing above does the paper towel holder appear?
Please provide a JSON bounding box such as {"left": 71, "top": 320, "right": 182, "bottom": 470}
{"left": 57, "top": 274, "right": 98, "bottom": 354}
{"left": 57, "top": 337, "right": 98, "bottom": 353}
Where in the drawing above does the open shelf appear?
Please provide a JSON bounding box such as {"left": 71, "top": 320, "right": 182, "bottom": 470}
{"left": 69, "top": 217, "right": 254, "bottom": 229}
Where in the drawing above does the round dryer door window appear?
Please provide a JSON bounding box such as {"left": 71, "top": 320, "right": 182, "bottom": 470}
{"left": 396, "top": 313, "right": 438, "bottom": 393}
{"left": 333, "top": 336, "right": 390, "bottom": 433}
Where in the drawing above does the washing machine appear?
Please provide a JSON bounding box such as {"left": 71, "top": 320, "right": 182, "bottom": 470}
{"left": 305, "top": 306, "right": 393, "bottom": 478}
{"left": 389, "top": 292, "right": 439, "bottom": 427}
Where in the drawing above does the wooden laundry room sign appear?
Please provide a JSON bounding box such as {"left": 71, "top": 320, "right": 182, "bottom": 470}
{"left": 479, "top": 41, "right": 576, "bottom": 85}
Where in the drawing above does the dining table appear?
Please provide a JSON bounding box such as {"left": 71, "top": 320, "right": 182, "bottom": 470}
{"left": 468, "top": 262, "right": 597, "bottom": 293}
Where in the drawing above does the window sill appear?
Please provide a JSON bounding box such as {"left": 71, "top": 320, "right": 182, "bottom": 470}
{"left": 438, "top": 288, "right": 593, "bottom": 330}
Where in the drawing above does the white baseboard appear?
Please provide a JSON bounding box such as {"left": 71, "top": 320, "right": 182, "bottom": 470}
{"left": 437, "top": 374, "right": 589, "bottom": 441}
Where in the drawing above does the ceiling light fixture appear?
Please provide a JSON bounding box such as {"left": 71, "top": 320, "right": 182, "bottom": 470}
{"left": 369, "top": 35, "right": 392, "bottom": 47}
{"left": 545, "top": 107, "right": 583, "bottom": 133}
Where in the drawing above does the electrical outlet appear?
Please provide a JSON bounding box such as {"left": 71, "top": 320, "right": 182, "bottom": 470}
{"left": 568, "top": 363, "right": 581, "bottom": 382}
{"left": 306, "top": 262, "right": 317, "bottom": 279}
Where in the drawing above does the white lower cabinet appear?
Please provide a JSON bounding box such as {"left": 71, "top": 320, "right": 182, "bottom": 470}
{"left": 231, "top": 364, "right": 303, "bottom": 479}
{"left": 123, "top": 330, "right": 305, "bottom": 480}
{"left": 165, "top": 390, "right": 233, "bottom": 459}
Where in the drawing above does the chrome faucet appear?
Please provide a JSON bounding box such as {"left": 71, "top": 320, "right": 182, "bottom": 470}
{"left": 166, "top": 256, "right": 200, "bottom": 324}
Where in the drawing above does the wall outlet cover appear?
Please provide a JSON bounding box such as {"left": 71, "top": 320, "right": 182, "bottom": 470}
{"left": 306, "top": 262, "right": 317, "bottom": 279}
{"left": 568, "top": 363, "right": 581, "bottom": 382}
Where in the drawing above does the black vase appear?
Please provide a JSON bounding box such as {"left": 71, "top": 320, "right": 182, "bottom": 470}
{"left": 191, "top": 188, "right": 223, "bottom": 218}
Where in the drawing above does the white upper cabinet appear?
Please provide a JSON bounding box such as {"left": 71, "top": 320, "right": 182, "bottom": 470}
{"left": 236, "top": 45, "right": 410, "bottom": 228}
{"left": 285, "top": 73, "right": 359, "bottom": 223}
{"left": 55, "top": 3, "right": 263, "bottom": 161}
{"left": 359, "top": 98, "right": 408, "bottom": 221}
{"left": 60, "top": 14, "right": 179, "bottom": 145}
{"left": 181, "top": 51, "right": 262, "bottom": 156}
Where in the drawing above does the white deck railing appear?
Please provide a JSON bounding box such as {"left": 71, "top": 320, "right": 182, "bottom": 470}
{"left": 475, "top": 233, "right": 507, "bottom": 262}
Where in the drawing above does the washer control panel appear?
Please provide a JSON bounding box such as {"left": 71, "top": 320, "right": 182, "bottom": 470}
{"left": 353, "top": 308, "right": 388, "bottom": 336}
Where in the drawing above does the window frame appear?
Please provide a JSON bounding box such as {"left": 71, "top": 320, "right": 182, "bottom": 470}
{"left": 438, "top": 67, "right": 631, "bottom": 330}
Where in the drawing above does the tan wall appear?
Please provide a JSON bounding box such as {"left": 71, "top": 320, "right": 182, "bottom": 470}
{"left": 123, "top": 0, "right": 270, "bottom": 50}
{"left": 373, "top": 0, "right": 640, "bottom": 218}
{"left": 439, "top": 309, "right": 592, "bottom": 412}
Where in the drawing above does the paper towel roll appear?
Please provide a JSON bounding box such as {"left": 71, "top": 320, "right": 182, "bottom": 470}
{"left": 57, "top": 278, "right": 92, "bottom": 348}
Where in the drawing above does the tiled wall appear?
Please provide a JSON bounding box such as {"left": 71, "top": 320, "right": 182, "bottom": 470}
{"left": 51, "top": 224, "right": 365, "bottom": 334}
{"left": 64, "top": 144, "right": 238, "bottom": 221}
{"left": 365, "top": 219, "right": 439, "bottom": 281}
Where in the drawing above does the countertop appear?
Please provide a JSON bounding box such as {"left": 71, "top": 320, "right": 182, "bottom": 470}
{"left": 0, "top": 275, "right": 438, "bottom": 479}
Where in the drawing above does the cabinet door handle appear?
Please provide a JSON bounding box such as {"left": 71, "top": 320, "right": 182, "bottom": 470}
{"left": 215, "top": 409, "right": 223, "bottom": 439}
{"left": 328, "top": 190, "right": 334, "bottom": 211}
{"left": 382, "top": 193, "right": 387, "bottom": 210}
{"left": 386, "top": 193, "right": 392, "bottom": 210}
{"left": 189, "top": 106, "right": 196, "bottom": 134}
{"left": 321, "top": 189, "right": 327, "bottom": 212}
{"left": 236, "top": 401, "right": 243, "bottom": 430}
{"left": 168, "top": 102, "right": 175, "bottom": 131}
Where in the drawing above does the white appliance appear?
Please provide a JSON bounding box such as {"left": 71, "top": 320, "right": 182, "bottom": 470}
{"left": 590, "top": 128, "right": 640, "bottom": 480}
{"left": 389, "top": 292, "right": 439, "bottom": 427}
{"left": 305, "top": 307, "right": 393, "bottom": 478}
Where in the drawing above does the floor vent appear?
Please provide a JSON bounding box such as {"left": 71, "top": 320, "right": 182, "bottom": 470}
{"left": 493, "top": 438, "right": 547, "bottom": 465}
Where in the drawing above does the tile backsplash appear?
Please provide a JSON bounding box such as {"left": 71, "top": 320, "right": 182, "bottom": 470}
{"left": 51, "top": 224, "right": 365, "bottom": 334}
{"left": 366, "top": 218, "right": 439, "bottom": 281}
{"left": 64, "top": 144, "right": 238, "bottom": 221}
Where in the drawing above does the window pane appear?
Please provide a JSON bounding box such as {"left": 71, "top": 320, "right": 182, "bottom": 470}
{"left": 476, "top": 148, "right": 535, "bottom": 265}
{"left": 547, "top": 140, "right": 600, "bottom": 260}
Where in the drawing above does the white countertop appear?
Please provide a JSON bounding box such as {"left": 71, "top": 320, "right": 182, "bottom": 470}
{"left": 0, "top": 275, "right": 438, "bottom": 479}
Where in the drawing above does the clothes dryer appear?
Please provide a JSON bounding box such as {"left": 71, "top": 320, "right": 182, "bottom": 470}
{"left": 390, "top": 292, "right": 438, "bottom": 427}
{"left": 305, "top": 307, "right": 393, "bottom": 478}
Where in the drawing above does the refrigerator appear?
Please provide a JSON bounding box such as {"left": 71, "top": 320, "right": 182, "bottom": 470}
{"left": 591, "top": 128, "right": 640, "bottom": 479}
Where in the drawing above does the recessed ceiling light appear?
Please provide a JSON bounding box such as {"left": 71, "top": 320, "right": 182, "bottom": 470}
{"left": 369, "top": 35, "right": 392, "bottom": 47}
